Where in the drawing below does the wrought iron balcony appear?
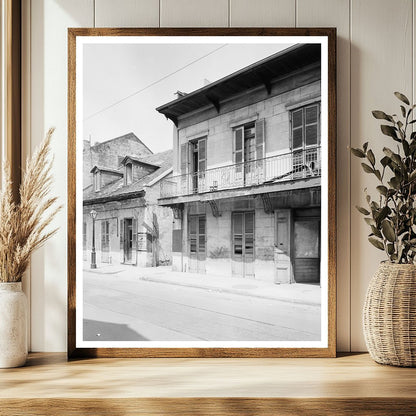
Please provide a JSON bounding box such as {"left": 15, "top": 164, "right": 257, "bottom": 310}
{"left": 160, "top": 146, "right": 321, "bottom": 199}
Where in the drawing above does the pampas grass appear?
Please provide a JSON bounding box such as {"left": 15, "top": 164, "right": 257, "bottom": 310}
{"left": 0, "top": 128, "right": 61, "bottom": 282}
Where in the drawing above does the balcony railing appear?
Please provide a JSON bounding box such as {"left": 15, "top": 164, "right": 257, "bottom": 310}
{"left": 160, "top": 146, "right": 321, "bottom": 199}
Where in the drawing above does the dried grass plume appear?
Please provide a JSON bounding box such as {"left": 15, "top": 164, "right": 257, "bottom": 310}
{"left": 0, "top": 128, "right": 61, "bottom": 282}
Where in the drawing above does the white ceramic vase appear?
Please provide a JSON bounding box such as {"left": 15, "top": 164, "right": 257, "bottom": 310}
{"left": 0, "top": 282, "right": 28, "bottom": 368}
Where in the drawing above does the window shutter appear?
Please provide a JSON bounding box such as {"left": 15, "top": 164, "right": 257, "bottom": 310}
{"left": 305, "top": 105, "right": 319, "bottom": 146}
{"left": 119, "top": 219, "right": 124, "bottom": 263}
{"left": 189, "top": 216, "right": 197, "bottom": 253}
{"left": 132, "top": 218, "right": 138, "bottom": 265}
{"left": 233, "top": 127, "right": 244, "bottom": 173}
{"left": 198, "top": 215, "right": 206, "bottom": 253}
{"left": 291, "top": 108, "right": 303, "bottom": 150}
{"left": 255, "top": 119, "right": 265, "bottom": 174}
{"left": 232, "top": 213, "right": 243, "bottom": 256}
{"left": 198, "top": 138, "right": 206, "bottom": 174}
{"left": 255, "top": 119, "right": 265, "bottom": 160}
{"left": 180, "top": 142, "right": 188, "bottom": 175}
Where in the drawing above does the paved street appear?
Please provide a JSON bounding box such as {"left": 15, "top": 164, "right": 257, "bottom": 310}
{"left": 83, "top": 267, "right": 321, "bottom": 342}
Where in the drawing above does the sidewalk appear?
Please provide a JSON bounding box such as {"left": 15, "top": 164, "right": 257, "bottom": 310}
{"left": 83, "top": 263, "right": 321, "bottom": 307}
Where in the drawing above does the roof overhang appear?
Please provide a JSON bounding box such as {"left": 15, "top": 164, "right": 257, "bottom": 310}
{"left": 90, "top": 165, "right": 123, "bottom": 176}
{"left": 120, "top": 156, "right": 160, "bottom": 169}
{"left": 83, "top": 190, "right": 145, "bottom": 205}
{"left": 156, "top": 44, "right": 321, "bottom": 125}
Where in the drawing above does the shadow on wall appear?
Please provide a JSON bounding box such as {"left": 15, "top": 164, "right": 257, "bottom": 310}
{"left": 83, "top": 319, "right": 148, "bottom": 341}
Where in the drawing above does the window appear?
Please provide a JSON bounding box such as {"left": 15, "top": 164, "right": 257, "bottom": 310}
{"left": 291, "top": 103, "right": 320, "bottom": 177}
{"left": 233, "top": 120, "right": 265, "bottom": 174}
{"left": 188, "top": 215, "right": 206, "bottom": 254}
{"left": 291, "top": 103, "right": 320, "bottom": 150}
{"left": 93, "top": 171, "right": 101, "bottom": 192}
{"left": 125, "top": 163, "right": 133, "bottom": 185}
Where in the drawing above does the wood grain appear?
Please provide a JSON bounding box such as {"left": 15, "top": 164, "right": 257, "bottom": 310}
{"left": 2, "top": 398, "right": 416, "bottom": 416}
{"left": 1, "top": 353, "right": 416, "bottom": 415}
{"left": 68, "top": 27, "right": 337, "bottom": 359}
{"left": 297, "top": 0, "right": 350, "bottom": 354}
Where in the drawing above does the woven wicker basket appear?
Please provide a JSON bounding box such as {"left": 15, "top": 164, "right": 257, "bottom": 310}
{"left": 363, "top": 262, "right": 416, "bottom": 367}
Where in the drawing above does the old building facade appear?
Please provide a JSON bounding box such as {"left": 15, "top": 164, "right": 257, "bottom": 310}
{"left": 157, "top": 44, "right": 321, "bottom": 284}
{"left": 83, "top": 133, "right": 173, "bottom": 268}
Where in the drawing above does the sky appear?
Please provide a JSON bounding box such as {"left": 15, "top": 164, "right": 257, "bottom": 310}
{"left": 83, "top": 41, "right": 294, "bottom": 154}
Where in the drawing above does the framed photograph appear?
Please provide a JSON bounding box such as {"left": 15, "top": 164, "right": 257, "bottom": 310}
{"left": 68, "top": 28, "right": 336, "bottom": 358}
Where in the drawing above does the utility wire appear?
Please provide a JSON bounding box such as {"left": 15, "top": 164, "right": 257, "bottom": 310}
{"left": 84, "top": 44, "right": 228, "bottom": 121}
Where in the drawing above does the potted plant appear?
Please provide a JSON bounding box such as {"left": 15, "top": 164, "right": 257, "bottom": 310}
{"left": 0, "top": 128, "right": 60, "bottom": 368}
{"left": 351, "top": 92, "right": 416, "bottom": 367}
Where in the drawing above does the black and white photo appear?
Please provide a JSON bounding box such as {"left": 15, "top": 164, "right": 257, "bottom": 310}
{"left": 68, "top": 30, "right": 336, "bottom": 356}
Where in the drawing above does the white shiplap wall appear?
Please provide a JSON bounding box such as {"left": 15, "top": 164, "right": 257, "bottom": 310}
{"left": 23, "top": 0, "right": 416, "bottom": 352}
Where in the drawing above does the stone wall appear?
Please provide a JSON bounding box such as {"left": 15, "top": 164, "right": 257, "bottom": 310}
{"left": 83, "top": 133, "right": 153, "bottom": 188}
{"left": 175, "top": 69, "right": 321, "bottom": 175}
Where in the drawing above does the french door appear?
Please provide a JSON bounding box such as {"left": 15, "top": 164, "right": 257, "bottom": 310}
{"left": 188, "top": 214, "right": 206, "bottom": 273}
{"left": 232, "top": 211, "right": 255, "bottom": 278}
{"left": 101, "top": 220, "right": 110, "bottom": 263}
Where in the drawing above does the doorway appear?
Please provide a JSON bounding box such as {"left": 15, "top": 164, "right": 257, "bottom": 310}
{"left": 232, "top": 211, "right": 255, "bottom": 278}
{"left": 101, "top": 220, "right": 110, "bottom": 263}
{"left": 120, "top": 218, "right": 137, "bottom": 265}
{"left": 188, "top": 214, "right": 206, "bottom": 273}
{"left": 190, "top": 138, "right": 206, "bottom": 193}
{"left": 293, "top": 215, "right": 320, "bottom": 284}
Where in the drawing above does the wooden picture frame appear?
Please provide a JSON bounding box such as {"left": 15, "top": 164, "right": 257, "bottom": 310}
{"left": 68, "top": 28, "right": 336, "bottom": 358}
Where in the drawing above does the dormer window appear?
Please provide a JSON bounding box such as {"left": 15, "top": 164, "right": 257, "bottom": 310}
{"left": 125, "top": 163, "right": 133, "bottom": 185}
{"left": 93, "top": 171, "right": 101, "bottom": 192}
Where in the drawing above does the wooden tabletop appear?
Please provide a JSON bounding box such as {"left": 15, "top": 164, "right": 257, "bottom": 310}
{"left": 1, "top": 352, "right": 415, "bottom": 415}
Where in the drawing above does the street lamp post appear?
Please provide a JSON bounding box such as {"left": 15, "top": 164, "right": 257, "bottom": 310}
{"left": 90, "top": 209, "right": 97, "bottom": 269}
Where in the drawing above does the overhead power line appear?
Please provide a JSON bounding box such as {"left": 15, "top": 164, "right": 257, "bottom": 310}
{"left": 84, "top": 44, "right": 228, "bottom": 121}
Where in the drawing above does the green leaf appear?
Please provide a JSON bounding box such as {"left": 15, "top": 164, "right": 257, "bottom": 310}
{"left": 367, "top": 149, "right": 375, "bottom": 166}
{"left": 382, "top": 219, "right": 396, "bottom": 242}
{"left": 374, "top": 170, "right": 382, "bottom": 181}
{"left": 383, "top": 147, "right": 402, "bottom": 167}
{"left": 403, "top": 140, "right": 410, "bottom": 156}
{"left": 361, "top": 163, "right": 374, "bottom": 174}
{"left": 381, "top": 125, "right": 399, "bottom": 141}
{"left": 369, "top": 236, "right": 385, "bottom": 251}
{"left": 372, "top": 110, "right": 394, "bottom": 122}
{"left": 389, "top": 176, "right": 401, "bottom": 189}
{"left": 371, "top": 225, "right": 383, "bottom": 238}
{"left": 380, "top": 156, "right": 390, "bottom": 167}
{"left": 387, "top": 243, "right": 395, "bottom": 255}
{"left": 371, "top": 201, "right": 380, "bottom": 210}
{"left": 394, "top": 91, "right": 410, "bottom": 105}
{"left": 409, "top": 169, "right": 416, "bottom": 182}
{"left": 376, "top": 185, "right": 388, "bottom": 196}
{"left": 356, "top": 206, "right": 370, "bottom": 215}
{"left": 400, "top": 105, "right": 406, "bottom": 117}
{"left": 364, "top": 217, "right": 376, "bottom": 226}
{"left": 363, "top": 142, "right": 369, "bottom": 152}
{"left": 376, "top": 206, "right": 390, "bottom": 224}
{"left": 350, "top": 147, "right": 366, "bottom": 158}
